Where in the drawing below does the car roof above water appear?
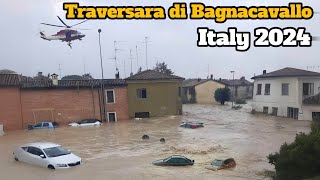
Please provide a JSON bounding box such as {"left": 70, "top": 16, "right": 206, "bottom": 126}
{"left": 23, "top": 142, "right": 60, "bottom": 149}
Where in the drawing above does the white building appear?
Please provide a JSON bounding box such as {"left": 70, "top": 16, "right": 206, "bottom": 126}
{"left": 252, "top": 67, "right": 320, "bottom": 121}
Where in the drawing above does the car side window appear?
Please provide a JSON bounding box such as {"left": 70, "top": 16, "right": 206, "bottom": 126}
{"left": 27, "top": 146, "right": 45, "bottom": 157}
{"left": 79, "top": 120, "right": 87, "bottom": 124}
{"left": 43, "top": 123, "right": 49, "bottom": 127}
{"left": 34, "top": 123, "right": 42, "bottom": 128}
{"left": 89, "top": 120, "right": 96, "bottom": 123}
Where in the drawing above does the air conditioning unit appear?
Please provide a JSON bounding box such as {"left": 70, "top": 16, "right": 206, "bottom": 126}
{"left": 0, "top": 124, "right": 4, "bottom": 136}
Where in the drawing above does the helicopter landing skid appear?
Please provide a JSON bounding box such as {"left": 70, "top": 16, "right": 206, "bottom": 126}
{"left": 67, "top": 42, "right": 72, "bottom": 49}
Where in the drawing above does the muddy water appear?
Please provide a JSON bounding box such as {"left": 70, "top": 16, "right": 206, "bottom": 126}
{"left": 0, "top": 103, "right": 311, "bottom": 180}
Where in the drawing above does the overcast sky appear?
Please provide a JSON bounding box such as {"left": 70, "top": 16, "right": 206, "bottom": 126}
{"left": 1, "top": 0, "right": 319, "bottom": 81}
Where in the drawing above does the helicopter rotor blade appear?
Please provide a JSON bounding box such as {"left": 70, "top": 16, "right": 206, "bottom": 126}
{"left": 57, "top": 16, "right": 70, "bottom": 27}
{"left": 71, "top": 20, "right": 88, "bottom": 27}
{"left": 41, "top": 23, "right": 66, "bottom": 28}
{"left": 74, "top": 28, "right": 91, "bottom": 31}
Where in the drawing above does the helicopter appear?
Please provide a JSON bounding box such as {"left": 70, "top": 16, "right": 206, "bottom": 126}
{"left": 40, "top": 16, "right": 88, "bottom": 48}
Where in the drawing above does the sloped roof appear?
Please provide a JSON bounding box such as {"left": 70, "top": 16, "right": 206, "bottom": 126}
{"left": 252, "top": 67, "right": 320, "bottom": 79}
{"left": 218, "top": 79, "right": 252, "bottom": 86}
{"left": 21, "top": 79, "right": 126, "bottom": 89}
{"left": 303, "top": 93, "right": 320, "bottom": 105}
{"left": 126, "top": 70, "right": 184, "bottom": 81}
{"left": 182, "top": 79, "right": 225, "bottom": 87}
{"left": 0, "top": 69, "right": 17, "bottom": 74}
{"left": 0, "top": 74, "right": 20, "bottom": 86}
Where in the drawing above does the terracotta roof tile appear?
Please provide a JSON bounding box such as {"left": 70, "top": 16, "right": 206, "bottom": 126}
{"left": 126, "top": 70, "right": 184, "bottom": 81}
{"left": 252, "top": 67, "right": 320, "bottom": 79}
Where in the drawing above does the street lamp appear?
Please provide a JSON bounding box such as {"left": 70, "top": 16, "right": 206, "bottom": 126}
{"left": 98, "top": 29, "right": 106, "bottom": 121}
{"left": 230, "top": 71, "right": 235, "bottom": 108}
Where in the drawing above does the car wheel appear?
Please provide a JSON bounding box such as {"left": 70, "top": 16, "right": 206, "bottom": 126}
{"left": 14, "top": 157, "right": 19, "bottom": 161}
{"left": 48, "top": 165, "right": 55, "bottom": 170}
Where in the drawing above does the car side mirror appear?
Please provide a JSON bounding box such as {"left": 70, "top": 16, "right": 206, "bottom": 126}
{"left": 40, "top": 154, "right": 45, "bottom": 159}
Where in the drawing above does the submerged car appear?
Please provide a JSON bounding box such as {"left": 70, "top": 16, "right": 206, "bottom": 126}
{"left": 28, "top": 122, "right": 58, "bottom": 130}
{"left": 152, "top": 155, "right": 194, "bottom": 166}
{"left": 180, "top": 121, "right": 204, "bottom": 129}
{"left": 13, "top": 142, "right": 81, "bottom": 170}
{"left": 69, "top": 119, "right": 102, "bottom": 127}
{"left": 205, "top": 158, "right": 236, "bottom": 171}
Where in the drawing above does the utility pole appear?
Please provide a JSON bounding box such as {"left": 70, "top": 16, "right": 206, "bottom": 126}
{"left": 98, "top": 29, "right": 106, "bottom": 122}
{"left": 230, "top": 71, "right": 235, "bottom": 108}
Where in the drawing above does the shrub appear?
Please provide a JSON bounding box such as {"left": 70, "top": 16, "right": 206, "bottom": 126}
{"left": 235, "top": 99, "right": 247, "bottom": 104}
{"left": 214, "top": 88, "right": 231, "bottom": 105}
{"left": 267, "top": 122, "right": 320, "bottom": 180}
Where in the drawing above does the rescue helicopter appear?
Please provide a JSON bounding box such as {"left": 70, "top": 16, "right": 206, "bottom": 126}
{"left": 40, "top": 16, "right": 88, "bottom": 48}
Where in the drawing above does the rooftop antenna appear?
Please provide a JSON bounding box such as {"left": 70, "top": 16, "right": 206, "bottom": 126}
{"left": 143, "top": 37, "right": 151, "bottom": 69}
{"left": 123, "top": 59, "right": 127, "bottom": 78}
{"left": 58, "top": 64, "right": 62, "bottom": 77}
{"left": 135, "top": 45, "right": 139, "bottom": 71}
{"left": 129, "top": 49, "right": 134, "bottom": 76}
{"left": 110, "top": 40, "right": 125, "bottom": 73}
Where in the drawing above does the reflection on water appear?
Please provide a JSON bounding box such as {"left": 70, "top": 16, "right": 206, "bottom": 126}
{"left": 0, "top": 102, "right": 311, "bottom": 179}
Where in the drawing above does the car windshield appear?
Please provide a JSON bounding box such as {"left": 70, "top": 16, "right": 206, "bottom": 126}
{"left": 43, "top": 146, "right": 71, "bottom": 157}
{"left": 211, "top": 159, "right": 223, "bottom": 166}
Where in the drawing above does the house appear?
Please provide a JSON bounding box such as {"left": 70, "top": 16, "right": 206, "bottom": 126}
{"left": 182, "top": 77, "right": 226, "bottom": 104}
{"left": 125, "top": 70, "right": 184, "bottom": 118}
{"left": 252, "top": 67, "right": 320, "bottom": 121}
{"left": 218, "top": 77, "right": 253, "bottom": 99}
{"left": 0, "top": 74, "right": 129, "bottom": 131}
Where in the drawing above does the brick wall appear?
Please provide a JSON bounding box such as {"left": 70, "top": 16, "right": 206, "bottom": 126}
{"left": 21, "top": 88, "right": 101, "bottom": 128}
{"left": 0, "top": 87, "right": 23, "bottom": 131}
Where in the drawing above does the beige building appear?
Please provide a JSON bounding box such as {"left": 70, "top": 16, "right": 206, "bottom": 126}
{"left": 182, "top": 78, "right": 226, "bottom": 104}
{"left": 126, "top": 70, "right": 184, "bottom": 119}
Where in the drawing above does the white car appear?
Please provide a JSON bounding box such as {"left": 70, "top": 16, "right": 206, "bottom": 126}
{"left": 69, "top": 119, "right": 102, "bottom": 127}
{"left": 13, "top": 142, "right": 81, "bottom": 170}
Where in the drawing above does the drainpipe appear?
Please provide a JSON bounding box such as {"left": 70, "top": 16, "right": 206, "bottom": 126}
{"left": 91, "top": 85, "right": 96, "bottom": 118}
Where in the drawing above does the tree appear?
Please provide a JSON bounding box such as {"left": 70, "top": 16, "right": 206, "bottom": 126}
{"left": 154, "top": 62, "right": 174, "bottom": 75}
{"left": 82, "top": 73, "right": 94, "bottom": 80}
{"left": 214, "top": 88, "right": 231, "bottom": 105}
{"left": 267, "top": 122, "right": 320, "bottom": 180}
{"left": 61, "top": 75, "right": 83, "bottom": 80}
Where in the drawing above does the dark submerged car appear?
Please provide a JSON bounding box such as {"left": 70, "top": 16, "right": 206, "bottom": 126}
{"left": 206, "top": 158, "right": 236, "bottom": 171}
{"left": 180, "top": 121, "right": 204, "bottom": 129}
{"left": 152, "top": 155, "right": 194, "bottom": 166}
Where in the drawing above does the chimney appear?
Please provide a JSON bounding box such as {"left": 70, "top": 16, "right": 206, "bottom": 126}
{"left": 115, "top": 71, "right": 120, "bottom": 79}
{"left": 51, "top": 73, "right": 58, "bottom": 86}
{"left": 219, "top": 78, "right": 221, "bottom": 81}
{"left": 210, "top": 74, "right": 213, "bottom": 79}
{"left": 240, "top": 76, "right": 245, "bottom": 81}
{"left": 263, "top": 70, "right": 266, "bottom": 74}
{"left": 38, "top": 72, "right": 43, "bottom": 76}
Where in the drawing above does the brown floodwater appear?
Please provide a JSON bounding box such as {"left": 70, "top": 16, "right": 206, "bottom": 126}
{"left": 0, "top": 102, "right": 311, "bottom": 180}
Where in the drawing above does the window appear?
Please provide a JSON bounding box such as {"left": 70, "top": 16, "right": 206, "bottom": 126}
{"left": 106, "top": 90, "right": 115, "bottom": 103}
{"left": 34, "top": 123, "right": 42, "bottom": 128}
{"left": 137, "top": 88, "right": 147, "bottom": 99}
{"left": 43, "top": 123, "right": 49, "bottom": 127}
{"left": 263, "top": 107, "right": 268, "bottom": 114}
{"left": 272, "top": 107, "right": 278, "bottom": 116}
{"left": 264, "top": 84, "right": 271, "bottom": 95}
{"left": 287, "top": 107, "right": 299, "bottom": 119}
{"left": 282, "top": 83, "right": 289, "bottom": 95}
{"left": 27, "top": 146, "right": 45, "bottom": 156}
{"left": 135, "top": 112, "right": 150, "bottom": 118}
{"left": 312, "top": 112, "right": 320, "bottom": 122}
{"left": 107, "top": 112, "right": 117, "bottom": 122}
{"left": 303, "top": 83, "right": 314, "bottom": 96}
{"left": 257, "top": 84, "right": 262, "bottom": 95}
